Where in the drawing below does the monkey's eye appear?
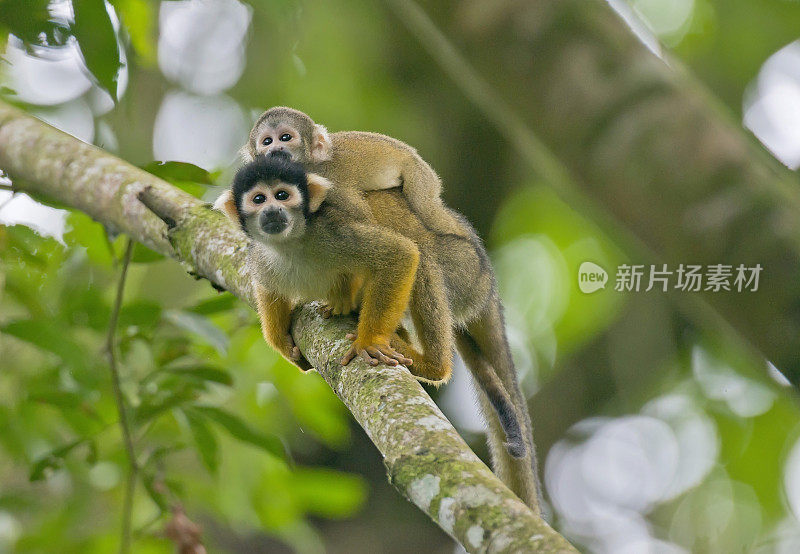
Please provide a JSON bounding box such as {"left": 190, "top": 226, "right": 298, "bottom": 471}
{"left": 252, "top": 193, "right": 266, "bottom": 204}
{"left": 279, "top": 133, "right": 292, "bottom": 142}
{"left": 274, "top": 190, "right": 290, "bottom": 201}
{"left": 262, "top": 137, "right": 273, "bottom": 146}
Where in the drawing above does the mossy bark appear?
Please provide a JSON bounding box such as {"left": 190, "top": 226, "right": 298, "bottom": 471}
{"left": 293, "top": 308, "right": 575, "bottom": 553}
{"left": 0, "top": 101, "right": 576, "bottom": 553}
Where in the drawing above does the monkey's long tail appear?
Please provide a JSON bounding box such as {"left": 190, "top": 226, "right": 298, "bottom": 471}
{"left": 455, "top": 332, "right": 526, "bottom": 458}
{"left": 462, "top": 299, "right": 543, "bottom": 515}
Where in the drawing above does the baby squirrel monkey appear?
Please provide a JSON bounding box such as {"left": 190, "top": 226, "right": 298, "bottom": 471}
{"left": 242, "top": 107, "right": 466, "bottom": 237}
{"left": 215, "top": 154, "right": 542, "bottom": 513}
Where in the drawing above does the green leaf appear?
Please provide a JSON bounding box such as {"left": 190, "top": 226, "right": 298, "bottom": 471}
{"left": 28, "top": 391, "right": 83, "bottom": 410}
{"left": 0, "top": 0, "right": 70, "bottom": 47}
{"left": 152, "top": 336, "right": 191, "bottom": 367}
{"left": 131, "top": 243, "right": 165, "bottom": 263}
{"left": 28, "top": 390, "right": 103, "bottom": 422}
{"left": 134, "top": 389, "right": 198, "bottom": 424}
{"left": 183, "top": 410, "right": 219, "bottom": 473}
{"left": 3, "top": 224, "right": 64, "bottom": 268}
{"left": 118, "top": 300, "right": 162, "bottom": 329}
{"left": 292, "top": 468, "right": 367, "bottom": 518}
{"left": 29, "top": 439, "right": 85, "bottom": 481}
{"left": 165, "top": 365, "right": 234, "bottom": 387}
{"left": 188, "top": 406, "right": 286, "bottom": 461}
{"left": 140, "top": 161, "right": 217, "bottom": 198}
{"left": 72, "top": 0, "right": 122, "bottom": 100}
{"left": 188, "top": 294, "right": 237, "bottom": 315}
{"left": 141, "top": 161, "right": 214, "bottom": 185}
{"left": 2, "top": 319, "right": 87, "bottom": 368}
{"left": 173, "top": 181, "right": 209, "bottom": 199}
{"left": 61, "top": 287, "right": 110, "bottom": 331}
{"left": 164, "top": 310, "right": 229, "bottom": 355}
{"left": 115, "top": 0, "right": 156, "bottom": 67}
{"left": 142, "top": 445, "right": 185, "bottom": 469}
{"left": 64, "top": 212, "right": 114, "bottom": 267}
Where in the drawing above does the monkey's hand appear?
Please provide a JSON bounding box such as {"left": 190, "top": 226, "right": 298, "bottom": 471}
{"left": 341, "top": 333, "right": 413, "bottom": 367}
{"left": 318, "top": 298, "right": 356, "bottom": 319}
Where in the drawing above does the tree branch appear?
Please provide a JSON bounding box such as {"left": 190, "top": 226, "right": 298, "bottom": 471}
{"left": 0, "top": 101, "right": 576, "bottom": 553}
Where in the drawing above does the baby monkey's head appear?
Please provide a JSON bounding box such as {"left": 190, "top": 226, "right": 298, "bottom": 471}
{"left": 220, "top": 154, "right": 331, "bottom": 243}
{"left": 245, "top": 106, "right": 331, "bottom": 164}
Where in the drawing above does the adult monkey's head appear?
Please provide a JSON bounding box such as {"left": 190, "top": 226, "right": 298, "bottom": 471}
{"left": 215, "top": 155, "right": 332, "bottom": 243}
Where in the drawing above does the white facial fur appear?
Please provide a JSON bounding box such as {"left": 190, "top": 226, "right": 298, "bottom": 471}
{"left": 250, "top": 122, "right": 331, "bottom": 164}
{"left": 253, "top": 124, "right": 304, "bottom": 160}
{"left": 239, "top": 181, "right": 306, "bottom": 242}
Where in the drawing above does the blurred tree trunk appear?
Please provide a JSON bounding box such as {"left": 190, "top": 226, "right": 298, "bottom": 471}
{"left": 388, "top": 0, "right": 800, "bottom": 385}
{"left": 0, "top": 100, "right": 577, "bottom": 554}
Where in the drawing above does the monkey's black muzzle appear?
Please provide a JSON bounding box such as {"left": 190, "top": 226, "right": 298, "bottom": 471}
{"left": 260, "top": 208, "right": 289, "bottom": 234}
{"left": 267, "top": 149, "right": 291, "bottom": 160}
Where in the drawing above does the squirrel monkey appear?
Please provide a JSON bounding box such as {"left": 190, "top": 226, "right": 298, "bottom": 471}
{"left": 215, "top": 155, "right": 541, "bottom": 513}
{"left": 216, "top": 152, "right": 417, "bottom": 368}
{"left": 241, "top": 107, "right": 466, "bottom": 237}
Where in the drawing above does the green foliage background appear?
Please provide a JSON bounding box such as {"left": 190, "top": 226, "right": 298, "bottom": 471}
{"left": 1, "top": 0, "right": 800, "bottom": 552}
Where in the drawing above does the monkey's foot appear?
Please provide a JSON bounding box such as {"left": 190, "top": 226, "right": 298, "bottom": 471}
{"left": 341, "top": 334, "right": 413, "bottom": 367}
{"left": 282, "top": 334, "right": 302, "bottom": 362}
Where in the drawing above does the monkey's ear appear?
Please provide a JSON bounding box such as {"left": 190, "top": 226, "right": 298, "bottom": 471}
{"left": 239, "top": 144, "right": 254, "bottom": 163}
{"left": 213, "top": 189, "right": 240, "bottom": 223}
{"left": 310, "top": 124, "right": 332, "bottom": 163}
{"left": 306, "top": 173, "right": 332, "bottom": 213}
